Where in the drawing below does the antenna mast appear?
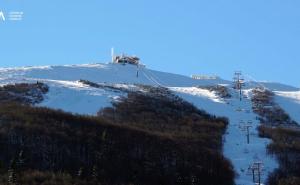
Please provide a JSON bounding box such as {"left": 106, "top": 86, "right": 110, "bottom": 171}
{"left": 111, "top": 47, "right": 114, "bottom": 63}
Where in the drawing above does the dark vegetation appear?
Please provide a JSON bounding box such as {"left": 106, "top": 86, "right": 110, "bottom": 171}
{"left": 0, "top": 170, "right": 94, "bottom": 185}
{"left": 251, "top": 88, "right": 297, "bottom": 126}
{"left": 0, "top": 82, "right": 48, "bottom": 105}
{"left": 99, "top": 86, "right": 230, "bottom": 151}
{"left": 0, "top": 83, "right": 234, "bottom": 185}
{"left": 258, "top": 126, "right": 300, "bottom": 185}
{"left": 79, "top": 79, "right": 133, "bottom": 93}
{"left": 251, "top": 87, "right": 300, "bottom": 185}
{"left": 199, "top": 85, "right": 232, "bottom": 98}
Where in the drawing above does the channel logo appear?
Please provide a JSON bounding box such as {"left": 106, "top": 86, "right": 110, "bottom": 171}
{"left": 0, "top": 11, "right": 5, "bottom": 21}
{"left": 0, "top": 10, "right": 23, "bottom": 22}
{"left": 9, "top": 11, "right": 23, "bottom": 21}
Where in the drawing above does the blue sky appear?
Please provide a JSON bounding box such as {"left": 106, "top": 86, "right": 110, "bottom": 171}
{"left": 0, "top": 1, "right": 299, "bottom": 87}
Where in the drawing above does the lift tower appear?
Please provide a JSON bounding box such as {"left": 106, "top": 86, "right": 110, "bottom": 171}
{"left": 247, "top": 161, "right": 264, "bottom": 185}
{"left": 233, "top": 71, "right": 245, "bottom": 101}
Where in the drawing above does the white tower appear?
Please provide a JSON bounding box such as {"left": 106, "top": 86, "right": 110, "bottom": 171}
{"left": 111, "top": 47, "right": 114, "bottom": 63}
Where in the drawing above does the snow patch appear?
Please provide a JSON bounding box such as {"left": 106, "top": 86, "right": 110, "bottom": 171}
{"left": 170, "top": 87, "right": 224, "bottom": 103}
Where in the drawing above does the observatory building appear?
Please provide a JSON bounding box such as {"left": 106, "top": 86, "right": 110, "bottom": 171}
{"left": 113, "top": 55, "right": 140, "bottom": 65}
{"left": 111, "top": 48, "right": 140, "bottom": 65}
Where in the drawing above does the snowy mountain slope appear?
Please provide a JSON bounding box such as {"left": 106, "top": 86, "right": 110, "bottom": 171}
{"left": 274, "top": 91, "right": 300, "bottom": 124}
{"left": 11, "top": 63, "right": 229, "bottom": 87}
{"left": 1, "top": 63, "right": 297, "bottom": 92}
{"left": 0, "top": 63, "right": 229, "bottom": 114}
{"left": 0, "top": 62, "right": 299, "bottom": 185}
{"left": 0, "top": 76, "right": 124, "bottom": 115}
{"left": 38, "top": 80, "right": 124, "bottom": 115}
{"left": 245, "top": 81, "right": 299, "bottom": 91}
{"left": 0, "top": 63, "right": 297, "bottom": 115}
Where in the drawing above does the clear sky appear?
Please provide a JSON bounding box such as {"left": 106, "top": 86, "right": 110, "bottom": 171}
{"left": 0, "top": 0, "right": 299, "bottom": 87}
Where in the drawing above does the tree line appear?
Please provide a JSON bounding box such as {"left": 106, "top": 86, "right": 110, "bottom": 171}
{"left": 0, "top": 83, "right": 234, "bottom": 185}
{"left": 252, "top": 87, "right": 300, "bottom": 185}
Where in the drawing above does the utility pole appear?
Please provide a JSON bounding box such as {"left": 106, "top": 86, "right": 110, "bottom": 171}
{"left": 233, "top": 71, "right": 245, "bottom": 101}
{"left": 247, "top": 161, "right": 264, "bottom": 185}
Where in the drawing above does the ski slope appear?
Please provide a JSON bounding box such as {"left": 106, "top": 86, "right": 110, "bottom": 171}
{"left": 172, "top": 87, "right": 278, "bottom": 185}
{"left": 38, "top": 80, "right": 124, "bottom": 115}
{"left": 0, "top": 62, "right": 299, "bottom": 184}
